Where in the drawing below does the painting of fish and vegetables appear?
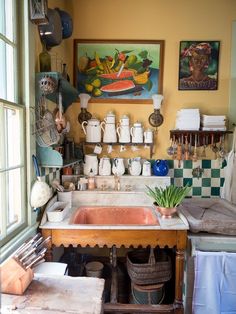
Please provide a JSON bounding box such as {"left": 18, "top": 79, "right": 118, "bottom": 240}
{"left": 74, "top": 40, "right": 164, "bottom": 103}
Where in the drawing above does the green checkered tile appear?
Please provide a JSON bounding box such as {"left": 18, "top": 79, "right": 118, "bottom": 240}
{"left": 202, "top": 160, "right": 212, "bottom": 169}
{"left": 183, "top": 160, "right": 192, "bottom": 169}
{"left": 174, "top": 168, "right": 183, "bottom": 178}
{"left": 211, "top": 187, "right": 220, "bottom": 196}
{"left": 220, "top": 177, "right": 225, "bottom": 187}
{"left": 183, "top": 178, "right": 192, "bottom": 186}
{"left": 167, "top": 160, "right": 174, "bottom": 169}
{"left": 192, "top": 187, "right": 202, "bottom": 196}
{"left": 211, "top": 169, "right": 220, "bottom": 178}
{"left": 202, "top": 178, "right": 211, "bottom": 187}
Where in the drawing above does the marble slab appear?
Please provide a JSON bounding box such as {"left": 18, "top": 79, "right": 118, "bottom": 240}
{"left": 40, "top": 192, "right": 188, "bottom": 231}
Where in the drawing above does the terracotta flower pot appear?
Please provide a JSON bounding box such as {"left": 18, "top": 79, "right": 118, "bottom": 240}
{"left": 153, "top": 203, "right": 177, "bottom": 219}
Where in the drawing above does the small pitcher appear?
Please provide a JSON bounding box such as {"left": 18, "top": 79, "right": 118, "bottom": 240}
{"left": 128, "top": 158, "right": 142, "bottom": 176}
{"left": 99, "top": 157, "right": 111, "bottom": 176}
{"left": 112, "top": 158, "right": 125, "bottom": 176}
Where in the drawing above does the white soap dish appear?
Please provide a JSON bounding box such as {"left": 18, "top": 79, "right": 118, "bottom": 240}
{"left": 47, "top": 201, "right": 69, "bottom": 222}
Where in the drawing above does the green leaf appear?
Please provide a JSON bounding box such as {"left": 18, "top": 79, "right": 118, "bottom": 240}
{"left": 138, "top": 50, "right": 148, "bottom": 59}
{"left": 143, "top": 79, "right": 153, "bottom": 91}
{"left": 146, "top": 184, "right": 191, "bottom": 208}
{"left": 121, "top": 50, "right": 133, "bottom": 54}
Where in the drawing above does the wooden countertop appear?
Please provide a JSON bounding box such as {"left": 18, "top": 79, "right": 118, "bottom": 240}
{"left": 1, "top": 274, "right": 105, "bottom": 314}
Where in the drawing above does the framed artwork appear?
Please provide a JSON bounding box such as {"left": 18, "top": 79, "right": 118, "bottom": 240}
{"left": 178, "top": 41, "right": 220, "bottom": 90}
{"left": 74, "top": 40, "right": 164, "bottom": 103}
{"left": 29, "top": 0, "right": 48, "bottom": 25}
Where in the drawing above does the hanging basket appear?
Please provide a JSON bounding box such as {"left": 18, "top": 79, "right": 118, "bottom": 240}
{"left": 127, "top": 248, "right": 172, "bottom": 285}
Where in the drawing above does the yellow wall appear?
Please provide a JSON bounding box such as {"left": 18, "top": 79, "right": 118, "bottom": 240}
{"left": 45, "top": 0, "right": 236, "bottom": 159}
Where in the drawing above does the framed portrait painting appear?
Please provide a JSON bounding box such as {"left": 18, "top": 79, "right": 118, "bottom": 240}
{"left": 74, "top": 40, "right": 164, "bottom": 103}
{"left": 178, "top": 41, "right": 220, "bottom": 90}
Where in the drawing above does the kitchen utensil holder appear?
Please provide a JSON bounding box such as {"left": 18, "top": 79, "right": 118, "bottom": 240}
{"left": 0, "top": 257, "right": 34, "bottom": 295}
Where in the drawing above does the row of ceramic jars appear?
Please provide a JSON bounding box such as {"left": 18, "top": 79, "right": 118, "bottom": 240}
{"left": 82, "top": 111, "right": 153, "bottom": 144}
{"left": 84, "top": 154, "right": 152, "bottom": 176}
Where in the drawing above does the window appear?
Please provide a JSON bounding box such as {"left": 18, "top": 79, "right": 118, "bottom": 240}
{"left": 0, "top": 0, "right": 27, "bottom": 246}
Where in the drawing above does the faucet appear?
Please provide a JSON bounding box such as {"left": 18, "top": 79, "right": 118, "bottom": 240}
{"left": 114, "top": 174, "right": 121, "bottom": 191}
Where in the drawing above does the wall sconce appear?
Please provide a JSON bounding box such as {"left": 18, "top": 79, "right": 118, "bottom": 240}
{"left": 148, "top": 94, "right": 164, "bottom": 128}
{"left": 78, "top": 93, "right": 92, "bottom": 124}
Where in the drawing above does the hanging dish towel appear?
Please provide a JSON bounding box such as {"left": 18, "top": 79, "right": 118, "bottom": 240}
{"left": 221, "top": 127, "right": 236, "bottom": 204}
{"left": 192, "top": 251, "right": 236, "bottom": 314}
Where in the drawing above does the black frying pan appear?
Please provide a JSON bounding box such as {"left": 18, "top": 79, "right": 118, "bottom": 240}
{"left": 38, "top": 8, "right": 62, "bottom": 48}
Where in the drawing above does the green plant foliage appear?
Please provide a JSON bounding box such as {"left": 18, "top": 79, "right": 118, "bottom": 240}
{"left": 146, "top": 185, "right": 191, "bottom": 208}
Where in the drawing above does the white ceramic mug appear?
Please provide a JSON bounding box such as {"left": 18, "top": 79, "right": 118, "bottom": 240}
{"left": 93, "top": 144, "right": 102, "bottom": 154}
{"left": 144, "top": 129, "right": 153, "bottom": 144}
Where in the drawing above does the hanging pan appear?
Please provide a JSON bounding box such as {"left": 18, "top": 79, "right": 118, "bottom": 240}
{"left": 30, "top": 155, "right": 52, "bottom": 209}
{"left": 38, "top": 8, "right": 62, "bottom": 48}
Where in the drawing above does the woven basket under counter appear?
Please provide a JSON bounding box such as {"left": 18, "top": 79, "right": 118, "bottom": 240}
{"left": 127, "top": 248, "right": 172, "bottom": 285}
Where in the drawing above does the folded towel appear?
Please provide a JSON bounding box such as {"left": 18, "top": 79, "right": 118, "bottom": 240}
{"left": 201, "top": 126, "right": 226, "bottom": 131}
{"left": 201, "top": 114, "right": 226, "bottom": 123}
{"left": 193, "top": 251, "right": 236, "bottom": 314}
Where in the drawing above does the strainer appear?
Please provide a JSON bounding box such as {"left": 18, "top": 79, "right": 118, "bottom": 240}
{"left": 39, "top": 75, "right": 57, "bottom": 95}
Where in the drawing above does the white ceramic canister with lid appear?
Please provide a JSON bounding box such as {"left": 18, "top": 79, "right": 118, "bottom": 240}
{"left": 130, "top": 121, "right": 144, "bottom": 143}
{"left": 117, "top": 114, "right": 130, "bottom": 143}
{"left": 83, "top": 154, "right": 98, "bottom": 175}
{"left": 82, "top": 118, "right": 101, "bottom": 143}
{"left": 101, "top": 111, "right": 117, "bottom": 143}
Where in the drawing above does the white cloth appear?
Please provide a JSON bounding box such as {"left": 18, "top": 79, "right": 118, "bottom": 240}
{"left": 221, "top": 128, "right": 236, "bottom": 204}
{"left": 201, "top": 114, "right": 226, "bottom": 123}
{"left": 193, "top": 251, "right": 236, "bottom": 314}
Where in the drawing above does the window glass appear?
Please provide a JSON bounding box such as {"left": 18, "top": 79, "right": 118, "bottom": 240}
{"left": 0, "top": 0, "right": 26, "bottom": 246}
{"left": 5, "top": 106, "right": 22, "bottom": 167}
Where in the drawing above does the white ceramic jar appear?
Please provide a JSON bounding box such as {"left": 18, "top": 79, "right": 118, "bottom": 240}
{"left": 82, "top": 118, "right": 101, "bottom": 143}
{"left": 130, "top": 122, "right": 144, "bottom": 143}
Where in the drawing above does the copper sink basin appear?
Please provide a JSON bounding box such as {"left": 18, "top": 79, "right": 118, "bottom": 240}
{"left": 70, "top": 206, "right": 159, "bottom": 225}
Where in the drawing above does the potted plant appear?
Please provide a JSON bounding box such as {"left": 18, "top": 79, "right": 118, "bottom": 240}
{"left": 146, "top": 184, "right": 191, "bottom": 218}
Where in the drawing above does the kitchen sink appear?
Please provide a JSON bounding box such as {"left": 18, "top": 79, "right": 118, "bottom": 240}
{"left": 70, "top": 206, "right": 159, "bottom": 225}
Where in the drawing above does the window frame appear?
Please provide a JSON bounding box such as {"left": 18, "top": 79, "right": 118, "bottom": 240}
{"left": 0, "top": 0, "right": 30, "bottom": 248}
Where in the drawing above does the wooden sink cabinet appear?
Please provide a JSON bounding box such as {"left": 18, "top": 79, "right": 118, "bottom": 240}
{"left": 41, "top": 227, "right": 187, "bottom": 314}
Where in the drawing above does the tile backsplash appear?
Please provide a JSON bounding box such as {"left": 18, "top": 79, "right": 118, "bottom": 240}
{"left": 39, "top": 159, "right": 225, "bottom": 198}
{"left": 167, "top": 159, "right": 225, "bottom": 197}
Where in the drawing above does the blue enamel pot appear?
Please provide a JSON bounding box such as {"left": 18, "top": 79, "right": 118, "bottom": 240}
{"left": 152, "top": 160, "right": 169, "bottom": 176}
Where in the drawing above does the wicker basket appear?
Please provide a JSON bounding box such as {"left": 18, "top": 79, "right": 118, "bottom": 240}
{"left": 127, "top": 248, "right": 172, "bottom": 285}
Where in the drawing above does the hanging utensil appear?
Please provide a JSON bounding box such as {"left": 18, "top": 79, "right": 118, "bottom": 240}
{"left": 30, "top": 155, "right": 52, "bottom": 209}
{"left": 211, "top": 133, "right": 219, "bottom": 159}
{"left": 218, "top": 135, "right": 226, "bottom": 158}
{"left": 184, "top": 135, "right": 190, "bottom": 160}
{"left": 167, "top": 138, "right": 174, "bottom": 156}
{"left": 192, "top": 134, "right": 198, "bottom": 162}
{"left": 201, "top": 135, "right": 207, "bottom": 157}
{"left": 176, "top": 137, "right": 182, "bottom": 168}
